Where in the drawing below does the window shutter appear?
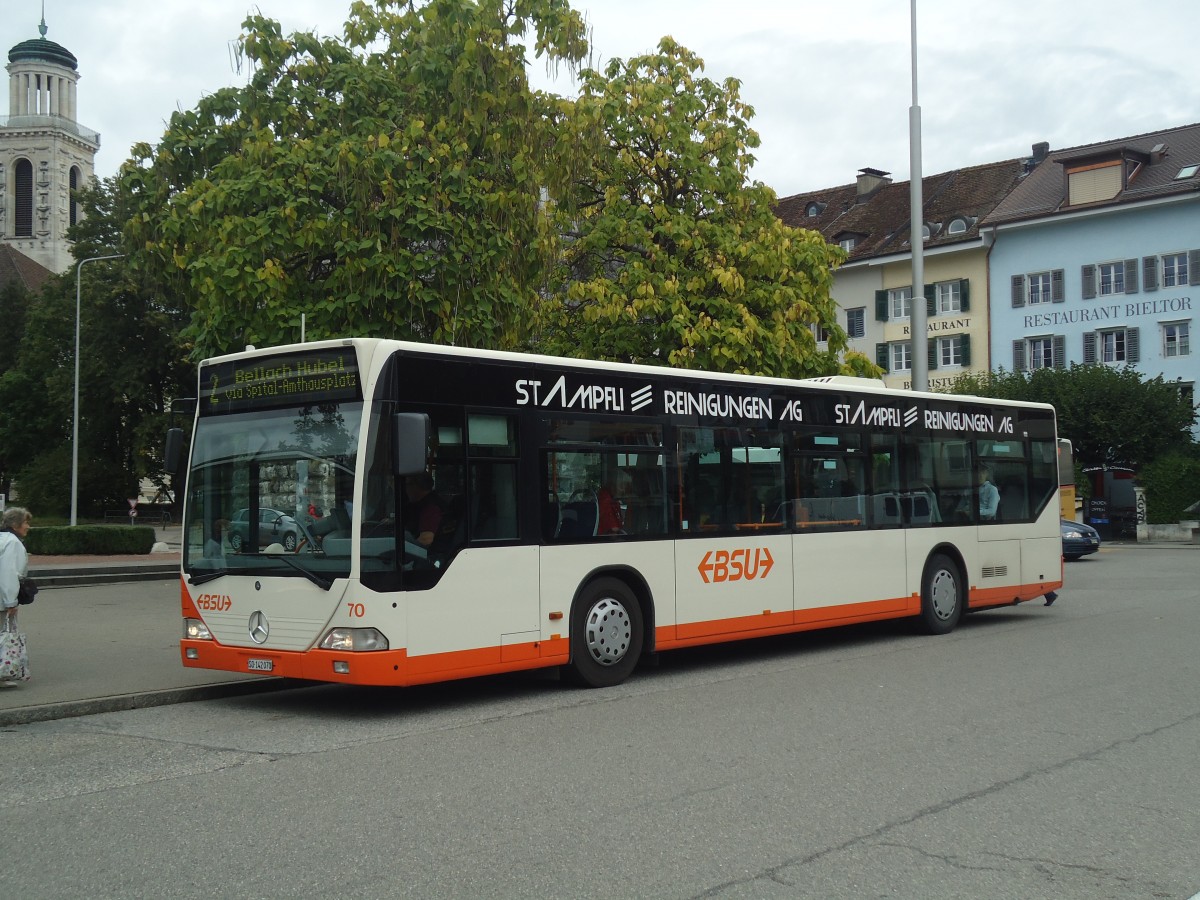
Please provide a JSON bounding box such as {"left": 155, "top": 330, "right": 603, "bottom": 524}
{"left": 959, "top": 334, "right": 971, "bottom": 367}
{"left": 876, "top": 342, "right": 889, "bottom": 371}
{"left": 1083, "top": 331, "right": 1097, "bottom": 364}
{"left": 1051, "top": 269, "right": 1065, "bottom": 303}
{"left": 1126, "top": 327, "right": 1140, "bottom": 363}
{"left": 875, "top": 290, "right": 889, "bottom": 321}
{"left": 925, "top": 284, "right": 936, "bottom": 317}
{"left": 1012, "top": 339, "right": 1026, "bottom": 372}
{"left": 1189, "top": 250, "right": 1200, "bottom": 286}
{"left": 1053, "top": 335, "right": 1066, "bottom": 369}
{"left": 927, "top": 338, "right": 938, "bottom": 371}
{"left": 1011, "top": 274, "right": 1025, "bottom": 307}
{"left": 1123, "top": 259, "right": 1138, "bottom": 294}
{"left": 959, "top": 279, "right": 970, "bottom": 312}
{"left": 1081, "top": 264, "right": 1096, "bottom": 299}
{"left": 1143, "top": 256, "right": 1159, "bottom": 292}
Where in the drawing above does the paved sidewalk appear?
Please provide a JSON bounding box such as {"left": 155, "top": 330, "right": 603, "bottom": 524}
{"left": 2, "top": 526, "right": 299, "bottom": 726}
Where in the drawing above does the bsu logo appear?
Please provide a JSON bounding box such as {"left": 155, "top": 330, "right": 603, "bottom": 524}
{"left": 697, "top": 547, "right": 775, "bottom": 584}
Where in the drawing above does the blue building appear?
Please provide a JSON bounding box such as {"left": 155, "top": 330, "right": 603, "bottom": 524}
{"left": 982, "top": 125, "right": 1200, "bottom": 430}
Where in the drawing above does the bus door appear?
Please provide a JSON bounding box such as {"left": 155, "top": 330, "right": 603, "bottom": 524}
{"left": 674, "top": 428, "right": 793, "bottom": 638}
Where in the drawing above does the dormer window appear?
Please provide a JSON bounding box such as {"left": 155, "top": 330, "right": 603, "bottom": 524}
{"left": 946, "top": 217, "right": 969, "bottom": 235}
{"left": 839, "top": 236, "right": 857, "bottom": 251}
{"left": 805, "top": 202, "right": 825, "bottom": 218}
{"left": 1175, "top": 164, "right": 1199, "bottom": 180}
{"left": 1066, "top": 160, "right": 1123, "bottom": 204}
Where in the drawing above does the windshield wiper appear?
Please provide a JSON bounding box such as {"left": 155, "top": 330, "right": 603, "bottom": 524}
{"left": 189, "top": 568, "right": 237, "bottom": 586}
{"left": 264, "top": 552, "right": 334, "bottom": 591}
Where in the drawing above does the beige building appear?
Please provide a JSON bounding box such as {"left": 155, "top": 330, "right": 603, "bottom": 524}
{"left": 1, "top": 14, "right": 98, "bottom": 274}
{"left": 777, "top": 158, "right": 1034, "bottom": 390}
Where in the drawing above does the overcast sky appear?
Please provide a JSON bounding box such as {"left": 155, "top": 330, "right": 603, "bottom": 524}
{"left": 7, "top": 1, "right": 1200, "bottom": 198}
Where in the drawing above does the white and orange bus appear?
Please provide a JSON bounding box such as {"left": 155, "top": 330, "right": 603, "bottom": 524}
{"left": 176, "top": 338, "right": 1063, "bottom": 688}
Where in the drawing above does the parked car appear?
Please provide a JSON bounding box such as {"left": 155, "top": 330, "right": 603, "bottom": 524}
{"left": 229, "top": 507, "right": 301, "bottom": 551}
{"left": 1061, "top": 518, "right": 1102, "bottom": 560}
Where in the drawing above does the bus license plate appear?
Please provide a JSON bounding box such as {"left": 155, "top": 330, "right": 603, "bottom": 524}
{"left": 247, "top": 658, "right": 274, "bottom": 672}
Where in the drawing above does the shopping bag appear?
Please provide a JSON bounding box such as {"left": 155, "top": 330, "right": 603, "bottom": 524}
{"left": 0, "top": 628, "right": 30, "bottom": 682}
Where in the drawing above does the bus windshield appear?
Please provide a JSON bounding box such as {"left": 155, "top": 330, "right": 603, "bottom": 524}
{"left": 183, "top": 402, "right": 362, "bottom": 583}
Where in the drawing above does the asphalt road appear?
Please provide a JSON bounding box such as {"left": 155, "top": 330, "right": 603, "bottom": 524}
{"left": 5, "top": 545, "right": 1199, "bottom": 899}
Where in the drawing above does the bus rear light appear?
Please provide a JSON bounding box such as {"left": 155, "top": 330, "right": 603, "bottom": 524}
{"left": 185, "top": 648, "right": 199, "bottom": 659}
{"left": 319, "top": 628, "right": 389, "bottom": 652}
{"left": 184, "top": 618, "right": 213, "bottom": 641}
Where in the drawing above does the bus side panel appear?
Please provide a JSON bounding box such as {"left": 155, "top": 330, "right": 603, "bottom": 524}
{"left": 673, "top": 535, "right": 793, "bottom": 639}
{"left": 793, "top": 530, "right": 909, "bottom": 619}
{"left": 539, "top": 542, "right": 676, "bottom": 647}
{"left": 405, "top": 546, "right": 541, "bottom": 666}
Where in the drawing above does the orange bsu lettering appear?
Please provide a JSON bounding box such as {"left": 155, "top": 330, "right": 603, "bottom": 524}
{"left": 697, "top": 547, "right": 775, "bottom": 584}
{"left": 195, "top": 593, "right": 232, "bottom": 612}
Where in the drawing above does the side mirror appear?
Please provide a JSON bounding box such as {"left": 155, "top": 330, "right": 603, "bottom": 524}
{"left": 392, "top": 413, "right": 430, "bottom": 476}
{"left": 165, "top": 427, "right": 185, "bottom": 472}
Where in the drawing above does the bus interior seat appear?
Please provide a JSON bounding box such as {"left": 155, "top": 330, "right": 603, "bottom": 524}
{"left": 558, "top": 493, "right": 598, "bottom": 539}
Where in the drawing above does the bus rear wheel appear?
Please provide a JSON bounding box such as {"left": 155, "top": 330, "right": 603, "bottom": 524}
{"left": 569, "top": 577, "right": 644, "bottom": 688}
{"left": 919, "top": 553, "right": 963, "bottom": 635}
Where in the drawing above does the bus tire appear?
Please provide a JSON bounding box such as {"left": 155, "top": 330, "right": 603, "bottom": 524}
{"left": 919, "top": 553, "right": 963, "bottom": 635}
{"left": 569, "top": 577, "right": 644, "bottom": 688}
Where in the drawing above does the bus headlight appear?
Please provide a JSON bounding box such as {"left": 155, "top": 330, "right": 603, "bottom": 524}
{"left": 184, "top": 618, "right": 213, "bottom": 640}
{"left": 318, "top": 628, "right": 389, "bottom": 652}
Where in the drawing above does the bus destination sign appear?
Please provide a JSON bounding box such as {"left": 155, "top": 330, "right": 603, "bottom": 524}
{"left": 200, "top": 349, "right": 361, "bottom": 415}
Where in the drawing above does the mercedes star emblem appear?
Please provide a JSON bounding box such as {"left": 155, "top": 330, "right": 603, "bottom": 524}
{"left": 248, "top": 610, "right": 270, "bottom": 644}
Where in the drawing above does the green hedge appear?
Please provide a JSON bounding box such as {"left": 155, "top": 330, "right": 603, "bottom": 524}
{"left": 25, "top": 525, "right": 158, "bottom": 555}
{"left": 1139, "top": 451, "right": 1200, "bottom": 524}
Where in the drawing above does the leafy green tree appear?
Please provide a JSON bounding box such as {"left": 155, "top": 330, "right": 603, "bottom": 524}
{"left": 946, "top": 364, "right": 1196, "bottom": 470}
{"left": 536, "top": 37, "right": 876, "bottom": 378}
{"left": 0, "top": 178, "right": 191, "bottom": 517}
{"left": 121, "top": 0, "right": 588, "bottom": 360}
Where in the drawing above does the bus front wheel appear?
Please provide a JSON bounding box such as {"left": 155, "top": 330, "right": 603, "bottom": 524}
{"left": 569, "top": 577, "right": 644, "bottom": 688}
{"left": 920, "top": 553, "right": 963, "bottom": 635}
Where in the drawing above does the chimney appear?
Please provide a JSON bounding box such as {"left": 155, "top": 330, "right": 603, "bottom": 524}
{"left": 856, "top": 168, "right": 891, "bottom": 200}
{"left": 1031, "top": 142, "right": 1049, "bottom": 165}
{"left": 1150, "top": 143, "right": 1168, "bottom": 163}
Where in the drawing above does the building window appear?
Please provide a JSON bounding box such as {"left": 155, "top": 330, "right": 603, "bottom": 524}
{"left": 1084, "top": 327, "right": 1140, "bottom": 365}
{"left": 846, "top": 307, "right": 865, "bottom": 339}
{"left": 1014, "top": 335, "right": 1064, "bottom": 372}
{"left": 1098, "top": 262, "right": 1125, "bottom": 296}
{"left": 1174, "top": 164, "right": 1199, "bottom": 180}
{"left": 1163, "top": 321, "right": 1190, "bottom": 357}
{"left": 889, "top": 287, "right": 912, "bottom": 320}
{"left": 935, "top": 281, "right": 961, "bottom": 314}
{"left": 839, "top": 236, "right": 857, "bottom": 252}
{"left": 946, "top": 218, "right": 968, "bottom": 235}
{"left": 937, "top": 337, "right": 962, "bottom": 367}
{"left": 813, "top": 322, "right": 829, "bottom": 344}
{"left": 14, "top": 158, "right": 34, "bottom": 237}
{"left": 1013, "top": 270, "right": 1063, "bottom": 306}
{"left": 1178, "top": 382, "right": 1195, "bottom": 407}
{"left": 1029, "top": 337, "right": 1055, "bottom": 370}
{"left": 1101, "top": 330, "right": 1126, "bottom": 362}
{"left": 1028, "top": 272, "right": 1053, "bottom": 305}
{"left": 1162, "top": 253, "right": 1189, "bottom": 287}
{"left": 890, "top": 342, "right": 911, "bottom": 372}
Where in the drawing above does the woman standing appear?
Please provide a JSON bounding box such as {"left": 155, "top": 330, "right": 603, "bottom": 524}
{"left": 0, "top": 506, "right": 32, "bottom": 684}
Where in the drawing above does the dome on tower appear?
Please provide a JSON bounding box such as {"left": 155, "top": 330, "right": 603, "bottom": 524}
{"left": 8, "top": 17, "right": 77, "bottom": 71}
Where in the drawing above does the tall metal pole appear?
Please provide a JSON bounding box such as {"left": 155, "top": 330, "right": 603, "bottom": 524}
{"left": 72, "top": 253, "right": 125, "bottom": 526}
{"left": 908, "top": 0, "right": 928, "bottom": 392}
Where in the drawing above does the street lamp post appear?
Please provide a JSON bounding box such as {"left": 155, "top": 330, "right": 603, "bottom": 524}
{"left": 72, "top": 253, "right": 125, "bottom": 526}
{"left": 908, "top": 0, "right": 927, "bottom": 392}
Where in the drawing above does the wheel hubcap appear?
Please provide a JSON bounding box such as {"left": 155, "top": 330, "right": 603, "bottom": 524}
{"left": 930, "top": 569, "right": 958, "bottom": 620}
{"left": 584, "top": 597, "right": 631, "bottom": 666}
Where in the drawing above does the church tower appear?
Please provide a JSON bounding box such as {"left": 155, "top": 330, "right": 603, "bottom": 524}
{"left": 1, "top": 11, "right": 99, "bottom": 274}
